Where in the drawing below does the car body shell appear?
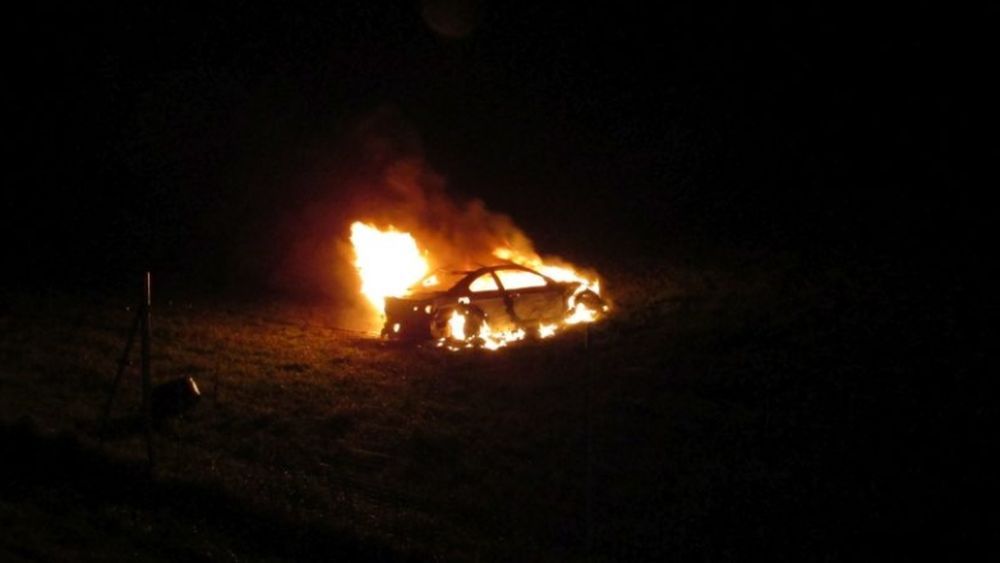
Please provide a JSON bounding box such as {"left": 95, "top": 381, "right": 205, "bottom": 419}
{"left": 382, "top": 264, "right": 581, "bottom": 340}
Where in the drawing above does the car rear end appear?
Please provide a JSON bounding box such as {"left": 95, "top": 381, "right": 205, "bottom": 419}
{"left": 383, "top": 296, "right": 435, "bottom": 340}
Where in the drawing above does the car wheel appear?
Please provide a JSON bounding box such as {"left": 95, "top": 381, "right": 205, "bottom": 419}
{"left": 571, "top": 290, "right": 606, "bottom": 319}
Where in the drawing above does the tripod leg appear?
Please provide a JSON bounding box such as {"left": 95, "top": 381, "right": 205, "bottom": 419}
{"left": 99, "top": 310, "right": 141, "bottom": 443}
{"left": 141, "top": 272, "right": 155, "bottom": 476}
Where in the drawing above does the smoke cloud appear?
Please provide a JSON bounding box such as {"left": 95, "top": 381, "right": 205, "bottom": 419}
{"left": 270, "top": 107, "right": 578, "bottom": 329}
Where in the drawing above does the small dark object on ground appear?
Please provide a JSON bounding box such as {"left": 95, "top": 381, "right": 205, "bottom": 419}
{"left": 151, "top": 377, "right": 201, "bottom": 421}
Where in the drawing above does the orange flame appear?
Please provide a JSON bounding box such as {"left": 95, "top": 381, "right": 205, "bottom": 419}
{"left": 349, "top": 221, "right": 428, "bottom": 312}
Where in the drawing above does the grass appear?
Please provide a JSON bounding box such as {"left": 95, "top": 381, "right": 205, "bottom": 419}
{"left": 0, "top": 256, "right": 984, "bottom": 561}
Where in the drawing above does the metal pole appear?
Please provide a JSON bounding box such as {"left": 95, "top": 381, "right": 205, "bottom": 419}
{"left": 99, "top": 311, "right": 141, "bottom": 443}
{"left": 141, "top": 271, "right": 155, "bottom": 475}
{"left": 584, "top": 322, "right": 593, "bottom": 553}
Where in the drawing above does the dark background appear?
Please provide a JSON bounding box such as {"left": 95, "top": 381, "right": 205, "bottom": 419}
{"left": 6, "top": 1, "right": 986, "bottom": 292}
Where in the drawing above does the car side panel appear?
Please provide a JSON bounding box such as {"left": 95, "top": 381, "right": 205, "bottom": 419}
{"left": 467, "top": 290, "right": 517, "bottom": 331}
{"left": 510, "top": 286, "right": 567, "bottom": 323}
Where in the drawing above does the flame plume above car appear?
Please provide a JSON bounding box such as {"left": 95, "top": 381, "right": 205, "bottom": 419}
{"left": 275, "top": 109, "right": 612, "bottom": 342}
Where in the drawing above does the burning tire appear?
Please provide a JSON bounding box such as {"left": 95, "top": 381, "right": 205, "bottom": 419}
{"left": 576, "top": 289, "right": 604, "bottom": 309}
{"left": 566, "top": 289, "right": 607, "bottom": 324}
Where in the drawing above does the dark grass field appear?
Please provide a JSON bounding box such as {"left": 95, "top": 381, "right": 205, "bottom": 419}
{"left": 0, "top": 254, "right": 985, "bottom": 561}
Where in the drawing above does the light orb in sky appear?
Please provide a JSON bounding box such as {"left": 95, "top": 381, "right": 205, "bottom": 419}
{"left": 421, "top": 0, "right": 481, "bottom": 39}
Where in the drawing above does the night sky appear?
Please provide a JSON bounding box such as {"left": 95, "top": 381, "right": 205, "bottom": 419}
{"left": 7, "top": 1, "right": 984, "bottom": 292}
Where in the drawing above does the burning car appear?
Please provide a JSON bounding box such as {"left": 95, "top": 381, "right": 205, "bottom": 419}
{"left": 382, "top": 263, "right": 606, "bottom": 346}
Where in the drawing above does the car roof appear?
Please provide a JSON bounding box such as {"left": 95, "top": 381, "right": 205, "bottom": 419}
{"left": 398, "top": 263, "right": 564, "bottom": 300}
{"left": 461, "top": 262, "right": 542, "bottom": 277}
{"left": 452, "top": 263, "right": 556, "bottom": 287}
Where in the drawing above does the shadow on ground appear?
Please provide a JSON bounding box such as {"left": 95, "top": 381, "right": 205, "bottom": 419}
{"left": 0, "top": 418, "right": 419, "bottom": 562}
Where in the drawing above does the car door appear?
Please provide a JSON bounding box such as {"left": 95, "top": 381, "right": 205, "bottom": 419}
{"left": 493, "top": 269, "right": 564, "bottom": 323}
{"left": 464, "top": 272, "right": 515, "bottom": 328}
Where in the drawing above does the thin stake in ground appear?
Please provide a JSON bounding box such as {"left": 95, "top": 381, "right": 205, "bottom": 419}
{"left": 99, "top": 271, "right": 156, "bottom": 476}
